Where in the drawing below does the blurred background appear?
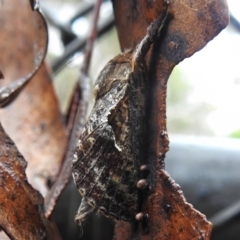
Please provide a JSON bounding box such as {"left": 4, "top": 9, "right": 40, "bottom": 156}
{"left": 39, "top": 0, "right": 240, "bottom": 239}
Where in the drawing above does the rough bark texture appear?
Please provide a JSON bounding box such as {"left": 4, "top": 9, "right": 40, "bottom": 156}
{"left": 112, "top": 0, "right": 229, "bottom": 239}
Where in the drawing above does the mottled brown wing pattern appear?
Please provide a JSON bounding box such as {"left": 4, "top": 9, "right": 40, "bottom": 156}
{"left": 72, "top": 55, "right": 145, "bottom": 221}
{"left": 72, "top": 3, "right": 170, "bottom": 224}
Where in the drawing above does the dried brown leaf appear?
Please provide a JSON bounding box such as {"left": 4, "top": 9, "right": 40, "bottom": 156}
{"left": 0, "top": 123, "right": 53, "bottom": 240}
{"left": 115, "top": 170, "right": 212, "bottom": 239}
{"left": 0, "top": 0, "right": 67, "bottom": 197}
{"left": 0, "top": 0, "right": 47, "bottom": 108}
{"left": 0, "top": 63, "right": 67, "bottom": 197}
{"left": 112, "top": 0, "right": 229, "bottom": 239}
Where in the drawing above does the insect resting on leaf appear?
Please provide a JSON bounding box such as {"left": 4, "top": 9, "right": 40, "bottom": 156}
{"left": 72, "top": 2, "right": 171, "bottom": 226}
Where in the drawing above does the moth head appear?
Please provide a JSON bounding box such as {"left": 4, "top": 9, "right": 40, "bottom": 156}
{"left": 94, "top": 53, "right": 132, "bottom": 100}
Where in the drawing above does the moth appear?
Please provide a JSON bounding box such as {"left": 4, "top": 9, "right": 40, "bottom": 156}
{"left": 72, "top": 3, "right": 170, "bottom": 225}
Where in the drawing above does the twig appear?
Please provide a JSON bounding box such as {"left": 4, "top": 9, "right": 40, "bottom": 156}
{"left": 44, "top": 0, "right": 103, "bottom": 218}
{"left": 65, "top": 86, "right": 81, "bottom": 137}
{"left": 41, "top": 1, "right": 94, "bottom": 46}
{"left": 230, "top": 14, "right": 240, "bottom": 33}
{"left": 51, "top": 13, "right": 114, "bottom": 73}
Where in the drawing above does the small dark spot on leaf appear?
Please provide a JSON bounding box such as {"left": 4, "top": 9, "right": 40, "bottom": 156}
{"left": 40, "top": 122, "right": 46, "bottom": 132}
{"left": 164, "top": 203, "right": 172, "bottom": 214}
{"left": 9, "top": 193, "right": 17, "bottom": 201}
{"left": 161, "top": 33, "right": 186, "bottom": 63}
{"left": 161, "top": 197, "right": 173, "bottom": 218}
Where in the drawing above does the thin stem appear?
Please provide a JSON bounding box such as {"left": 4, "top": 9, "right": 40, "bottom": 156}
{"left": 81, "top": 0, "right": 103, "bottom": 76}
{"left": 44, "top": 0, "right": 103, "bottom": 218}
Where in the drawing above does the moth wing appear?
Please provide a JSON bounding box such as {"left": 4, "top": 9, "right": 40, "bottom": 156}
{"left": 72, "top": 121, "right": 137, "bottom": 222}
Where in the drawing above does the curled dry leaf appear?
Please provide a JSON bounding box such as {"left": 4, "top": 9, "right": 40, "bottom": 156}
{"left": 112, "top": 0, "right": 229, "bottom": 239}
{"left": 0, "top": 123, "right": 53, "bottom": 240}
{"left": 0, "top": 0, "right": 67, "bottom": 197}
{"left": 0, "top": 0, "right": 47, "bottom": 108}
{"left": 0, "top": 63, "right": 67, "bottom": 198}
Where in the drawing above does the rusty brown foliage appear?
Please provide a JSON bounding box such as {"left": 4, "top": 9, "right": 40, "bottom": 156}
{"left": 0, "top": 0, "right": 229, "bottom": 239}
{"left": 0, "top": 0, "right": 47, "bottom": 107}
{"left": 0, "top": 0, "right": 67, "bottom": 197}
{"left": 0, "top": 62, "right": 67, "bottom": 198}
{"left": 112, "top": 0, "right": 229, "bottom": 239}
{"left": 0, "top": 123, "right": 54, "bottom": 240}
{"left": 0, "top": 0, "right": 66, "bottom": 238}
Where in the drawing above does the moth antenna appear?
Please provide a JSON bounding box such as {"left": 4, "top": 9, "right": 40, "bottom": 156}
{"left": 132, "top": 2, "right": 170, "bottom": 70}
